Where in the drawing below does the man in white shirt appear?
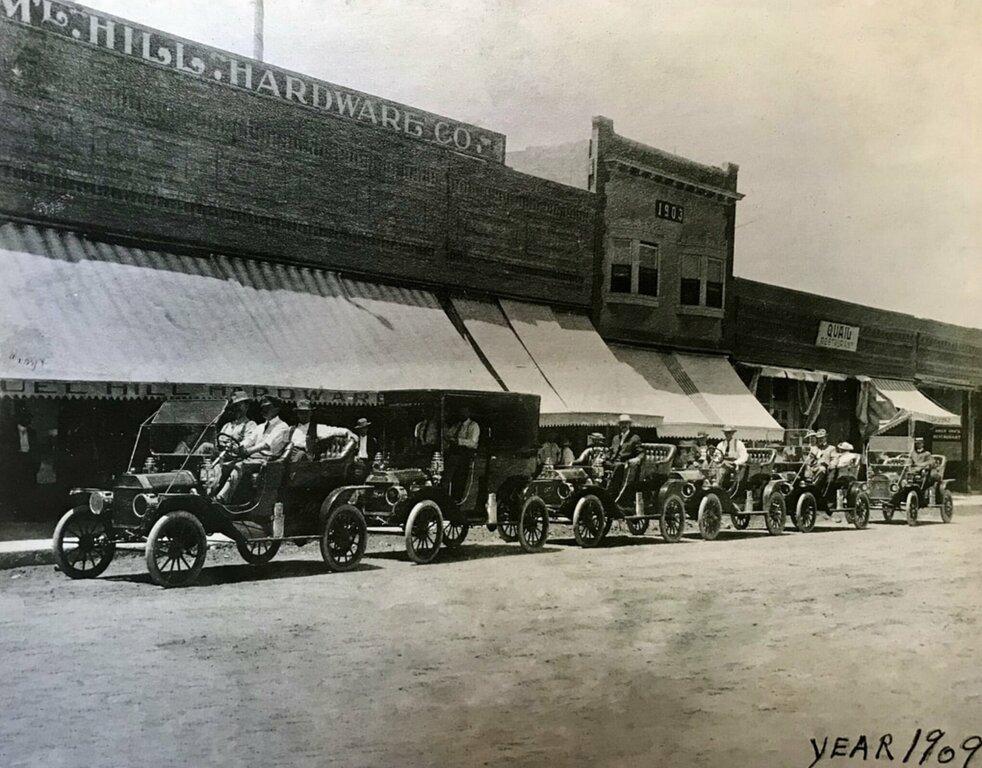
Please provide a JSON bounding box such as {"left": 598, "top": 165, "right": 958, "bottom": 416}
{"left": 714, "top": 425, "right": 748, "bottom": 491}
{"left": 288, "top": 400, "right": 355, "bottom": 461}
{"left": 215, "top": 396, "right": 291, "bottom": 503}
{"left": 414, "top": 412, "right": 440, "bottom": 449}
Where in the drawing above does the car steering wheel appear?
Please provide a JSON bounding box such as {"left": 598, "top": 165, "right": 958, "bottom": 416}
{"left": 705, "top": 446, "right": 724, "bottom": 464}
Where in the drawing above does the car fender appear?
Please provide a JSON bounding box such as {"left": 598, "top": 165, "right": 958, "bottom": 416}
{"left": 403, "top": 486, "right": 458, "bottom": 525}
{"left": 763, "top": 478, "right": 789, "bottom": 506}
{"left": 559, "top": 483, "right": 610, "bottom": 518}
{"left": 318, "top": 485, "right": 371, "bottom": 526}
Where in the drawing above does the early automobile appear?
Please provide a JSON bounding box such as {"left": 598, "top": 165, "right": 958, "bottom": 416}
{"left": 867, "top": 453, "right": 953, "bottom": 526}
{"left": 525, "top": 443, "right": 687, "bottom": 547}
{"left": 313, "top": 390, "right": 549, "bottom": 564}
{"left": 52, "top": 399, "right": 367, "bottom": 587}
{"left": 659, "top": 446, "right": 788, "bottom": 540}
{"left": 781, "top": 451, "right": 871, "bottom": 531}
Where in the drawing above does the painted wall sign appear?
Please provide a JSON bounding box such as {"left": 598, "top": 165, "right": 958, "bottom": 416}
{"left": 0, "top": 378, "right": 381, "bottom": 404}
{"left": 0, "top": 0, "right": 506, "bottom": 162}
{"left": 655, "top": 199, "right": 684, "bottom": 223}
{"left": 816, "top": 320, "right": 860, "bottom": 352}
{"left": 932, "top": 425, "right": 962, "bottom": 441}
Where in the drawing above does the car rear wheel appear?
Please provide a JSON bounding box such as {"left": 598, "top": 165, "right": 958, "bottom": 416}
{"left": 852, "top": 494, "right": 870, "bottom": 530}
{"left": 764, "top": 492, "right": 787, "bottom": 535}
{"left": 794, "top": 493, "right": 817, "bottom": 533}
{"left": 145, "top": 511, "right": 208, "bottom": 588}
{"left": 659, "top": 493, "right": 686, "bottom": 543}
{"left": 697, "top": 494, "right": 723, "bottom": 541}
{"left": 626, "top": 517, "right": 650, "bottom": 536}
{"left": 730, "top": 514, "right": 750, "bottom": 530}
{"left": 497, "top": 522, "right": 519, "bottom": 542}
{"left": 905, "top": 491, "right": 919, "bottom": 527}
{"left": 518, "top": 496, "right": 549, "bottom": 553}
{"left": 236, "top": 539, "right": 281, "bottom": 565}
{"left": 320, "top": 503, "right": 367, "bottom": 571}
{"left": 405, "top": 500, "right": 444, "bottom": 564}
{"left": 940, "top": 489, "right": 954, "bottom": 523}
{"left": 443, "top": 520, "right": 469, "bottom": 549}
{"left": 52, "top": 506, "right": 116, "bottom": 579}
{"left": 572, "top": 494, "right": 606, "bottom": 548}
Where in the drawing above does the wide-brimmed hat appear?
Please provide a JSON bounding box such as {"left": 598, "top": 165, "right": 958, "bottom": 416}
{"left": 229, "top": 390, "right": 250, "bottom": 406}
{"left": 696, "top": 430, "right": 709, "bottom": 439}
{"left": 588, "top": 432, "right": 605, "bottom": 445}
{"left": 295, "top": 398, "right": 312, "bottom": 411}
{"left": 258, "top": 395, "right": 280, "bottom": 409}
{"left": 837, "top": 441, "right": 853, "bottom": 451}
{"left": 815, "top": 429, "right": 828, "bottom": 439}
{"left": 618, "top": 414, "right": 632, "bottom": 423}
{"left": 722, "top": 425, "right": 736, "bottom": 433}
{"left": 804, "top": 430, "right": 817, "bottom": 439}
{"left": 355, "top": 417, "right": 371, "bottom": 429}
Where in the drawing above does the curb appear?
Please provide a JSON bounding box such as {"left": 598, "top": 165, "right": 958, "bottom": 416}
{"left": 0, "top": 537, "right": 236, "bottom": 572}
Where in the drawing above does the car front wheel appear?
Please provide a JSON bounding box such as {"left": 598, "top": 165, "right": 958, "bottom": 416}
{"left": 321, "top": 503, "right": 367, "bottom": 571}
{"left": 405, "top": 501, "right": 444, "bottom": 564}
{"left": 52, "top": 506, "right": 116, "bottom": 579}
{"left": 145, "top": 511, "right": 208, "bottom": 588}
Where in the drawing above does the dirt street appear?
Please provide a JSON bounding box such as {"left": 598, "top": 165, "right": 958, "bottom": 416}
{"left": 1, "top": 509, "right": 980, "bottom": 768}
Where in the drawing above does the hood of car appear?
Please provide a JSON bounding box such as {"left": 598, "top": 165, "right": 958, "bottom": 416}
{"left": 368, "top": 468, "right": 429, "bottom": 487}
{"left": 117, "top": 470, "right": 197, "bottom": 493}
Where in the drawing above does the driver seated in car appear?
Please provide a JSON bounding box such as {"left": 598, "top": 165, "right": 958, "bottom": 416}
{"left": 214, "top": 396, "right": 291, "bottom": 503}
{"left": 206, "top": 390, "right": 257, "bottom": 493}
{"left": 805, "top": 429, "right": 837, "bottom": 486}
{"left": 713, "top": 426, "right": 748, "bottom": 491}
{"left": 573, "top": 432, "right": 608, "bottom": 469}
{"left": 908, "top": 437, "right": 940, "bottom": 493}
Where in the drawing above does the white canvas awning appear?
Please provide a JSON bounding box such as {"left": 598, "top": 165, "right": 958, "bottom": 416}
{"left": 497, "top": 300, "right": 668, "bottom": 427}
{"left": 871, "top": 378, "right": 961, "bottom": 428}
{"left": 746, "top": 363, "right": 848, "bottom": 383}
{"left": 664, "top": 352, "right": 785, "bottom": 440}
{"left": 0, "top": 223, "right": 500, "bottom": 397}
{"left": 450, "top": 297, "right": 568, "bottom": 414}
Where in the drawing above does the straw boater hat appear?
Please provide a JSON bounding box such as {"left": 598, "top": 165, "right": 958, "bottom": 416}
{"left": 229, "top": 389, "right": 250, "bottom": 406}
{"left": 258, "top": 395, "right": 280, "bottom": 409}
{"left": 618, "top": 414, "right": 632, "bottom": 423}
{"left": 815, "top": 429, "right": 828, "bottom": 439}
{"left": 588, "top": 432, "right": 605, "bottom": 446}
{"left": 837, "top": 441, "right": 853, "bottom": 452}
{"left": 295, "top": 399, "right": 312, "bottom": 411}
{"left": 722, "top": 425, "right": 736, "bottom": 433}
{"left": 355, "top": 417, "right": 371, "bottom": 430}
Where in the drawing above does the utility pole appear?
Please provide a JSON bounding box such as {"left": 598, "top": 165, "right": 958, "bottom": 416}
{"left": 253, "top": 0, "right": 264, "bottom": 61}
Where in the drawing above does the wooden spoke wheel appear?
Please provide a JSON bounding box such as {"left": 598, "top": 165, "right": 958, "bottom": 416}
{"left": 320, "top": 503, "right": 367, "bottom": 572}
{"left": 572, "top": 494, "right": 606, "bottom": 548}
{"left": 442, "top": 520, "right": 470, "bottom": 549}
{"left": 52, "top": 507, "right": 116, "bottom": 579}
{"left": 145, "top": 511, "right": 208, "bottom": 588}
{"left": 881, "top": 505, "right": 895, "bottom": 523}
{"left": 905, "top": 491, "right": 919, "bottom": 527}
{"left": 793, "top": 492, "right": 817, "bottom": 533}
{"left": 518, "top": 495, "right": 549, "bottom": 553}
{"left": 852, "top": 494, "right": 870, "bottom": 530}
{"left": 497, "top": 522, "right": 519, "bottom": 543}
{"left": 659, "top": 493, "right": 686, "bottom": 543}
{"left": 764, "top": 491, "right": 787, "bottom": 535}
{"left": 626, "top": 518, "right": 650, "bottom": 536}
{"left": 697, "top": 494, "right": 723, "bottom": 541}
{"left": 730, "top": 514, "right": 750, "bottom": 530}
{"left": 405, "top": 500, "right": 444, "bottom": 564}
{"left": 940, "top": 489, "right": 954, "bottom": 523}
{"left": 236, "top": 539, "right": 281, "bottom": 566}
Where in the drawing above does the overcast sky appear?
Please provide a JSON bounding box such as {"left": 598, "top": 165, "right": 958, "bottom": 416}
{"left": 92, "top": 0, "right": 982, "bottom": 329}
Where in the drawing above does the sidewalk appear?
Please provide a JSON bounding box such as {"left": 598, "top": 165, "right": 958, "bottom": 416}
{"left": 0, "top": 533, "right": 235, "bottom": 571}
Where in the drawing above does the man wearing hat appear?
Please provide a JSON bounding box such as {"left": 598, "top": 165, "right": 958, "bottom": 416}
{"left": 215, "top": 396, "right": 291, "bottom": 503}
{"left": 348, "top": 416, "right": 377, "bottom": 482}
{"left": 444, "top": 404, "right": 480, "bottom": 499}
{"left": 805, "top": 429, "right": 837, "bottom": 487}
{"left": 289, "top": 400, "right": 356, "bottom": 463}
{"left": 693, "top": 431, "right": 711, "bottom": 467}
{"left": 713, "top": 426, "right": 748, "bottom": 491}
{"left": 221, "top": 390, "right": 257, "bottom": 445}
{"left": 908, "top": 437, "right": 940, "bottom": 493}
{"left": 609, "top": 415, "right": 643, "bottom": 504}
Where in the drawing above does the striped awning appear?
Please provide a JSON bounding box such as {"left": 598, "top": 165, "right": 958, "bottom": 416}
{"left": 0, "top": 222, "right": 500, "bottom": 399}
{"left": 871, "top": 378, "right": 960, "bottom": 428}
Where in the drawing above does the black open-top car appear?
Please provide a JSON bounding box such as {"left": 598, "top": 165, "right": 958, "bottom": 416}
{"left": 311, "top": 390, "right": 548, "bottom": 564}
{"left": 52, "top": 399, "right": 367, "bottom": 587}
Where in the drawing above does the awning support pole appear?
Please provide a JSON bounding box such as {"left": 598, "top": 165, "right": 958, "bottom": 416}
{"left": 965, "top": 391, "right": 975, "bottom": 492}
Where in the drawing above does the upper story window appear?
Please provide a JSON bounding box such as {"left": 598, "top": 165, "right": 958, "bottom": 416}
{"left": 608, "top": 238, "right": 660, "bottom": 299}
{"left": 680, "top": 255, "right": 725, "bottom": 311}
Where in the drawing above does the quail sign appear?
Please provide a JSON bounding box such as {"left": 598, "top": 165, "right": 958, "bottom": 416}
{"left": 816, "top": 320, "right": 860, "bottom": 352}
